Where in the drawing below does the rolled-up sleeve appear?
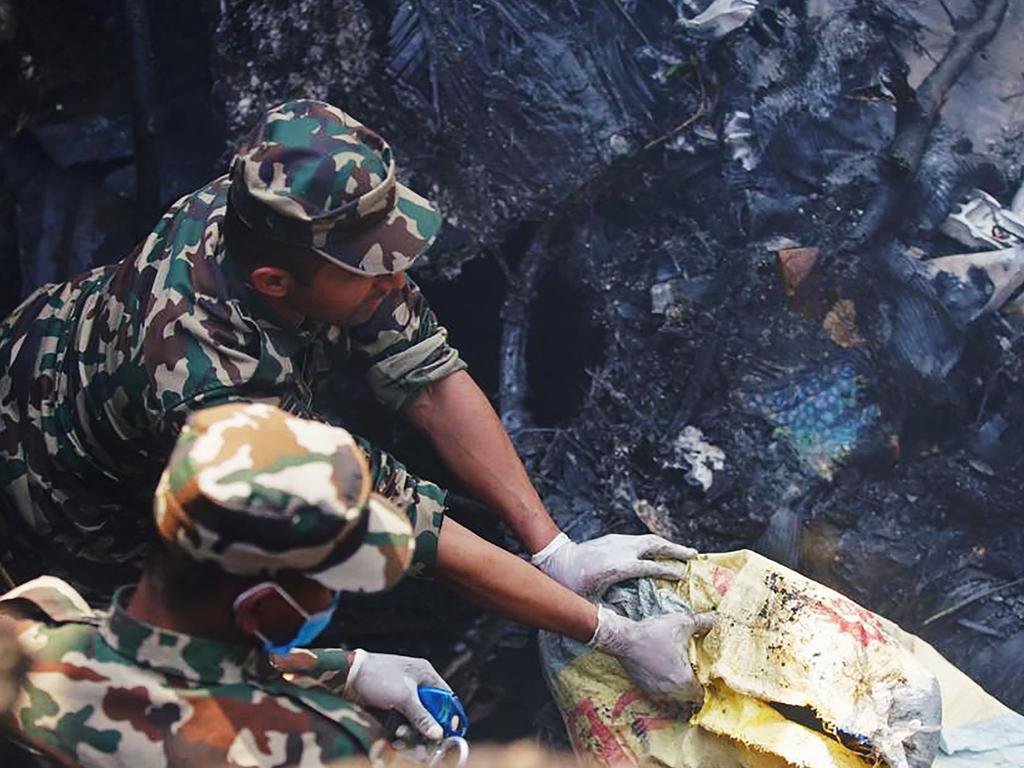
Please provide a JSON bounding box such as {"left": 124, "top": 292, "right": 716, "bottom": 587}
{"left": 348, "top": 277, "right": 466, "bottom": 410}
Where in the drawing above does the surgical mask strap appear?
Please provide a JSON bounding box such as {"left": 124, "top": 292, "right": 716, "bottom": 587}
{"left": 233, "top": 581, "right": 313, "bottom": 620}
{"left": 233, "top": 581, "right": 338, "bottom": 654}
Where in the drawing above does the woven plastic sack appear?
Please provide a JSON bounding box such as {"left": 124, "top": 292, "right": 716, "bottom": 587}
{"left": 539, "top": 550, "right": 943, "bottom": 768}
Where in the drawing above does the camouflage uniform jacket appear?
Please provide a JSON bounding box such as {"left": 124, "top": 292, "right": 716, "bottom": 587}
{"left": 0, "top": 576, "right": 380, "bottom": 766}
{"left": 0, "top": 176, "right": 464, "bottom": 574}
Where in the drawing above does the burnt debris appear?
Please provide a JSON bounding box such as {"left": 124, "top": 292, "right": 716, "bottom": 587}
{"left": 1, "top": 0, "right": 1023, "bottom": 743}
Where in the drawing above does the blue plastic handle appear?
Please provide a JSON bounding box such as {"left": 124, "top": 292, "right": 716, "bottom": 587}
{"left": 417, "top": 686, "right": 469, "bottom": 738}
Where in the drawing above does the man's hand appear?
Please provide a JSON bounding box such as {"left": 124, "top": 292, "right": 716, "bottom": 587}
{"left": 343, "top": 649, "right": 452, "bottom": 741}
{"left": 532, "top": 533, "right": 698, "bottom": 598}
{"left": 589, "top": 606, "right": 714, "bottom": 704}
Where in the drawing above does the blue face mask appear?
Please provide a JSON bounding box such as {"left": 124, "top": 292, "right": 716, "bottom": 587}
{"left": 234, "top": 582, "right": 340, "bottom": 655}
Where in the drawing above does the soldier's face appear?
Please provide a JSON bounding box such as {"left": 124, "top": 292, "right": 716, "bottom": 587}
{"left": 296, "top": 262, "right": 406, "bottom": 326}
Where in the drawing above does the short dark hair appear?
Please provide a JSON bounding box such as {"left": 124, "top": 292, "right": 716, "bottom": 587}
{"left": 223, "top": 205, "right": 327, "bottom": 287}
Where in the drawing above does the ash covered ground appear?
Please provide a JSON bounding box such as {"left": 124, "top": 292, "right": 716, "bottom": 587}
{"left": 1, "top": 0, "right": 1024, "bottom": 745}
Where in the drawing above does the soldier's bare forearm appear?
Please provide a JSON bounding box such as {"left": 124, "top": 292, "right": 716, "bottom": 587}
{"left": 404, "top": 371, "right": 560, "bottom": 553}
{"left": 436, "top": 518, "right": 598, "bottom": 643}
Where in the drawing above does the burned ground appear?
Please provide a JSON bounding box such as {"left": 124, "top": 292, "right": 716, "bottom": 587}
{"left": 1, "top": 0, "right": 1023, "bottom": 745}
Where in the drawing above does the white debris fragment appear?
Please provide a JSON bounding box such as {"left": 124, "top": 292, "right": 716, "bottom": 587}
{"left": 632, "top": 498, "right": 687, "bottom": 541}
{"left": 940, "top": 189, "right": 1024, "bottom": 251}
{"left": 922, "top": 245, "right": 1024, "bottom": 319}
{"left": 723, "top": 110, "right": 759, "bottom": 171}
{"left": 608, "top": 133, "right": 632, "bottom": 156}
{"left": 677, "top": 0, "right": 759, "bottom": 39}
{"left": 670, "top": 426, "right": 726, "bottom": 492}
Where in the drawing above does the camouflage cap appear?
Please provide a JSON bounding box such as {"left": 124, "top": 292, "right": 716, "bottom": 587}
{"left": 154, "top": 403, "right": 415, "bottom": 593}
{"left": 228, "top": 99, "right": 442, "bottom": 275}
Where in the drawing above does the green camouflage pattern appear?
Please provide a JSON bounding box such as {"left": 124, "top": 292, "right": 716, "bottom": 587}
{"left": 0, "top": 170, "right": 463, "bottom": 577}
{"left": 157, "top": 403, "right": 416, "bottom": 593}
{"left": 230, "top": 100, "right": 443, "bottom": 275}
{"left": 270, "top": 647, "right": 352, "bottom": 692}
{"left": 0, "top": 615, "right": 27, "bottom": 717}
{"left": 0, "top": 576, "right": 382, "bottom": 766}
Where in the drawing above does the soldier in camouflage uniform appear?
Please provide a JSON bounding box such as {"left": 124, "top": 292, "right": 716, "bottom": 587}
{"left": 0, "top": 403, "right": 455, "bottom": 766}
{"left": 0, "top": 99, "right": 697, "bottom": 618}
{"left": 0, "top": 100, "right": 458, "bottom": 587}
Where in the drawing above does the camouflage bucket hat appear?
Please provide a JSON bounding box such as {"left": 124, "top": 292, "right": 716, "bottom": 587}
{"left": 154, "top": 403, "right": 415, "bottom": 593}
{"left": 228, "top": 99, "right": 442, "bottom": 275}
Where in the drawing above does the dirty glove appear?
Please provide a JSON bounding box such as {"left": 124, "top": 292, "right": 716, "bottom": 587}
{"left": 343, "top": 649, "right": 451, "bottom": 741}
{"left": 589, "top": 606, "right": 714, "bottom": 704}
{"left": 532, "top": 533, "right": 698, "bottom": 598}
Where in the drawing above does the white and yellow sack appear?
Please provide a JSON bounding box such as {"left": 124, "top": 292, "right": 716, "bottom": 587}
{"left": 540, "top": 550, "right": 1024, "bottom": 768}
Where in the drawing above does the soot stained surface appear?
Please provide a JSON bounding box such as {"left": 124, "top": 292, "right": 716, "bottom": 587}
{"left": 2, "top": 0, "right": 1024, "bottom": 744}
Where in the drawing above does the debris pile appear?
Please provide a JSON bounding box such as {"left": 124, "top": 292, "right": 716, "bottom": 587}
{"left": 1, "top": 0, "right": 1023, "bottom": 745}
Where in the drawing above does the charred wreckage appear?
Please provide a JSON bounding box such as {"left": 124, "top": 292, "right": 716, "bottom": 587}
{"left": 0, "top": 0, "right": 1023, "bottom": 747}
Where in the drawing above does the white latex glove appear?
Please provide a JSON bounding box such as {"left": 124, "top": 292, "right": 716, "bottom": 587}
{"left": 589, "top": 606, "right": 714, "bottom": 704}
{"left": 343, "top": 649, "right": 451, "bottom": 741}
{"left": 531, "top": 533, "right": 698, "bottom": 598}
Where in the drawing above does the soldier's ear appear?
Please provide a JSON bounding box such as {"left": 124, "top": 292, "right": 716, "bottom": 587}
{"left": 249, "top": 266, "right": 296, "bottom": 298}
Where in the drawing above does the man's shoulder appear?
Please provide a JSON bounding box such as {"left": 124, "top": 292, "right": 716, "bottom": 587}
{"left": 136, "top": 174, "right": 282, "bottom": 405}
{"left": 0, "top": 577, "right": 105, "bottom": 694}
{"left": 166, "top": 175, "right": 231, "bottom": 229}
{"left": 0, "top": 576, "right": 98, "bottom": 624}
{"left": 146, "top": 175, "right": 230, "bottom": 270}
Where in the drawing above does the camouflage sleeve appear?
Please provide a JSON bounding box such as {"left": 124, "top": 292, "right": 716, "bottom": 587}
{"left": 271, "top": 648, "right": 351, "bottom": 692}
{"left": 353, "top": 434, "right": 446, "bottom": 580}
{"left": 347, "top": 276, "right": 467, "bottom": 410}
